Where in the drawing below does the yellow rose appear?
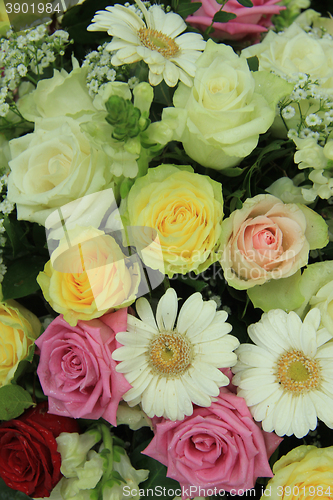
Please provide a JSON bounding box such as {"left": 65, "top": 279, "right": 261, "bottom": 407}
{"left": 126, "top": 164, "right": 223, "bottom": 277}
{"left": 262, "top": 445, "right": 333, "bottom": 499}
{"left": 37, "top": 226, "right": 141, "bottom": 326}
{"left": 0, "top": 300, "right": 40, "bottom": 386}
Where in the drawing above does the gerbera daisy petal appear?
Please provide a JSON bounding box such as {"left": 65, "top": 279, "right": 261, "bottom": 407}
{"left": 112, "top": 288, "right": 237, "bottom": 420}
{"left": 310, "top": 390, "right": 333, "bottom": 428}
{"left": 115, "top": 355, "right": 149, "bottom": 374}
{"left": 153, "top": 377, "right": 167, "bottom": 417}
{"left": 142, "top": 375, "right": 159, "bottom": 416}
{"left": 135, "top": 297, "right": 158, "bottom": 330}
{"left": 164, "top": 378, "right": 180, "bottom": 421}
{"left": 123, "top": 372, "right": 154, "bottom": 402}
{"left": 233, "top": 308, "right": 333, "bottom": 438}
{"left": 181, "top": 373, "right": 212, "bottom": 407}
{"left": 163, "top": 61, "right": 179, "bottom": 88}
{"left": 189, "top": 367, "right": 220, "bottom": 397}
{"left": 148, "top": 71, "right": 163, "bottom": 86}
{"left": 185, "top": 300, "right": 217, "bottom": 338}
{"left": 87, "top": 1, "right": 205, "bottom": 87}
{"left": 177, "top": 292, "right": 203, "bottom": 334}
{"left": 156, "top": 287, "right": 178, "bottom": 331}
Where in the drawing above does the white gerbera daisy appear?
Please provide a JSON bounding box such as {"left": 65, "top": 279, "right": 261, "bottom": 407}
{"left": 232, "top": 308, "right": 333, "bottom": 439}
{"left": 87, "top": 0, "right": 206, "bottom": 87}
{"left": 112, "top": 288, "right": 239, "bottom": 421}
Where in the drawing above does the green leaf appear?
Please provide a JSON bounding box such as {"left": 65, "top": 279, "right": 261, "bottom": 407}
{"left": 2, "top": 255, "right": 47, "bottom": 300}
{"left": 247, "top": 56, "right": 259, "bottom": 72}
{"left": 177, "top": 2, "right": 202, "bottom": 18}
{"left": 130, "top": 441, "right": 180, "bottom": 500}
{"left": 236, "top": 0, "right": 253, "bottom": 6}
{"left": 0, "top": 478, "right": 32, "bottom": 500}
{"left": 175, "top": 275, "right": 208, "bottom": 292}
{"left": 247, "top": 270, "right": 305, "bottom": 313}
{"left": 0, "top": 385, "right": 34, "bottom": 420}
{"left": 3, "top": 216, "right": 29, "bottom": 258}
{"left": 213, "top": 11, "right": 237, "bottom": 22}
{"left": 221, "top": 167, "right": 245, "bottom": 177}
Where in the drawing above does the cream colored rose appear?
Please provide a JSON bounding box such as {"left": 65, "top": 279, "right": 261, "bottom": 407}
{"left": 37, "top": 226, "right": 140, "bottom": 326}
{"left": 18, "top": 63, "right": 95, "bottom": 122}
{"left": 126, "top": 164, "right": 223, "bottom": 277}
{"left": 243, "top": 23, "right": 333, "bottom": 93}
{"left": 218, "top": 194, "right": 328, "bottom": 290}
{"left": 262, "top": 445, "right": 333, "bottom": 499}
{"left": 7, "top": 117, "right": 115, "bottom": 225}
{"left": 0, "top": 300, "right": 40, "bottom": 386}
{"left": 163, "top": 40, "right": 289, "bottom": 170}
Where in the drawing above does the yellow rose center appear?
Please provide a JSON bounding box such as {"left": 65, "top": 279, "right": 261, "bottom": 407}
{"left": 149, "top": 332, "right": 192, "bottom": 375}
{"left": 276, "top": 350, "right": 321, "bottom": 393}
{"left": 138, "top": 28, "right": 179, "bottom": 57}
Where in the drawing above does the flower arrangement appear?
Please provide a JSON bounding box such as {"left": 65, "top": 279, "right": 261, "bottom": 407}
{"left": 0, "top": 0, "right": 333, "bottom": 499}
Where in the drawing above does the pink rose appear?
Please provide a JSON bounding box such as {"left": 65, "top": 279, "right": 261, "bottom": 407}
{"left": 35, "top": 310, "right": 131, "bottom": 425}
{"left": 186, "top": 0, "right": 284, "bottom": 41}
{"left": 143, "top": 386, "right": 282, "bottom": 497}
{"left": 218, "top": 194, "right": 328, "bottom": 290}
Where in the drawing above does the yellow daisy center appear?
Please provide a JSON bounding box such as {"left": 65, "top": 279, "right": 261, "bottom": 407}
{"left": 276, "top": 349, "right": 321, "bottom": 393}
{"left": 149, "top": 332, "right": 192, "bottom": 375}
{"left": 138, "top": 28, "right": 179, "bottom": 57}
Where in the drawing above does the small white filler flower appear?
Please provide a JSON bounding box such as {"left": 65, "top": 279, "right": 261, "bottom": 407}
{"left": 232, "top": 308, "right": 333, "bottom": 439}
{"left": 87, "top": 0, "right": 206, "bottom": 87}
{"left": 112, "top": 288, "right": 239, "bottom": 421}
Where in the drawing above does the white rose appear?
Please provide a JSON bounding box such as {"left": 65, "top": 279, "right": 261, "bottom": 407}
{"left": 164, "top": 40, "right": 289, "bottom": 170}
{"left": 242, "top": 23, "right": 333, "bottom": 93}
{"left": 7, "top": 116, "right": 115, "bottom": 225}
{"left": 18, "top": 62, "right": 95, "bottom": 122}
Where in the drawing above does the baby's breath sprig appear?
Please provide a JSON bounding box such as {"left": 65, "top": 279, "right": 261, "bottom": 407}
{"left": 82, "top": 42, "right": 140, "bottom": 98}
{"left": 0, "top": 23, "right": 72, "bottom": 125}
{"left": 278, "top": 72, "right": 333, "bottom": 144}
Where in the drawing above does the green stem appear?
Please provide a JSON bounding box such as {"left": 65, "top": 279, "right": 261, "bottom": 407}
{"left": 25, "top": 74, "right": 38, "bottom": 85}
{"left": 100, "top": 424, "right": 113, "bottom": 479}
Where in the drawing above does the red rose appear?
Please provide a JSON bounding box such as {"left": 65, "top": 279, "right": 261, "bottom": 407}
{"left": 0, "top": 401, "right": 79, "bottom": 497}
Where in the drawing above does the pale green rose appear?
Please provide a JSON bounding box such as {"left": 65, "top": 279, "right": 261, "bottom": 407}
{"left": 242, "top": 23, "right": 333, "bottom": 95}
{"left": 163, "top": 40, "right": 292, "bottom": 170}
{"left": 125, "top": 164, "right": 224, "bottom": 277}
{"left": 219, "top": 194, "right": 328, "bottom": 290}
{"left": 18, "top": 60, "right": 95, "bottom": 122}
{"left": 7, "top": 116, "right": 115, "bottom": 225}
